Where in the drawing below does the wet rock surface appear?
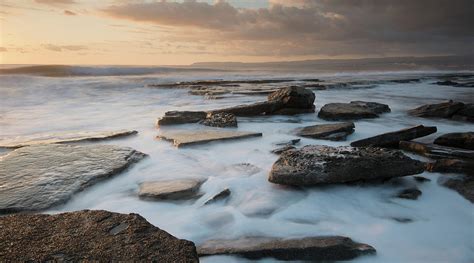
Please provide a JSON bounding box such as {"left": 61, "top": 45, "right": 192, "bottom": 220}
{"left": 157, "top": 111, "right": 207, "bottom": 126}
{"left": 408, "top": 100, "right": 464, "bottom": 118}
{"left": 318, "top": 101, "right": 390, "bottom": 120}
{"left": 295, "top": 122, "right": 355, "bottom": 141}
{"left": 426, "top": 159, "right": 474, "bottom": 175}
{"left": 399, "top": 141, "right": 474, "bottom": 160}
{"left": 139, "top": 178, "right": 205, "bottom": 200}
{"left": 157, "top": 130, "right": 262, "bottom": 147}
{"left": 0, "top": 129, "right": 137, "bottom": 149}
{"left": 268, "top": 86, "right": 316, "bottom": 109}
{"left": 201, "top": 112, "right": 238, "bottom": 128}
{"left": 271, "top": 145, "right": 296, "bottom": 155}
{"left": 0, "top": 144, "right": 146, "bottom": 213}
{"left": 204, "top": 188, "right": 231, "bottom": 205}
{"left": 0, "top": 210, "right": 199, "bottom": 262}
{"left": 269, "top": 145, "right": 425, "bottom": 186}
{"left": 350, "top": 125, "right": 437, "bottom": 148}
{"left": 197, "top": 236, "right": 376, "bottom": 261}
{"left": 434, "top": 132, "right": 474, "bottom": 150}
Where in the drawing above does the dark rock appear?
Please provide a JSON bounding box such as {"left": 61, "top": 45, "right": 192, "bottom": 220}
{"left": 408, "top": 100, "right": 465, "bottom": 118}
{"left": 204, "top": 188, "right": 231, "bottom": 205}
{"left": 349, "top": 101, "right": 391, "bottom": 114}
{"left": 0, "top": 210, "right": 199, "bottom": 262}
{"left": 318, "top": 101, "right": 390, "bottom": 120}
{"left": 268, "top": 86, "right": 316, "bottom": 109}
{"left": 0, "top": 144, "right": 146, "bottom": 214}
{"left": 391, "top": 217, "right": 414, "bottom": 223}
{"left": 399, "top": 141, "right": 474, "bottom": 160}
{"left": 157, "top": 130, "right": 262, "bottom": 147}
{"left": 157, "top": 111, "right": 207, "bottom": 125}
{"left": 0, "top": 130, "right": 138, "bottom": 149}
{"left": 271, "top": 145, "right": 296, "bottom": 155}
{"left": 441, "top": 175, "right": 474, "bottom": 203}
{"left": 275, "top": 139, "right": 301, "bottom": 146}
{"left": 413, "top": 176, "right": 431, "bottom": 183}
{"left": 197, "top": 236, "right": 375, "bottom": 261}
{"left": 396, "top": 187, "right": 422, "bottom": 200}
{"left": 201, "top": 112, "right": 238, "bottom": 128}
{"left": 434, "top": 132, "right": 474, "bottom": 150}
{"left": 295, "top": 122, "right": 355, "bottom": 141}
{"left": 211, "top": 101, "right": 283, "bottom": 116}
{"left": 351, "top": 125, "right": 437, "bottom": 148}
{"left": 139, "top": 179, "right": 205, "bottom": 200}
{"left": 426, "top": 159, "right": 474, "bottom": 175}
{"left": 268, "top": 145, "right": 425, "bottom": 186}
{"left": 452, "top": 103, "right": 474, "bottom": 122}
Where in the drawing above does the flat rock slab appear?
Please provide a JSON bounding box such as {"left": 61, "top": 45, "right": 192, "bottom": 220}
{"left": 295, "top": 122, "right": 355, "bottom": 141}
{"left": 0, "top": 144, "right": 146, "bottom": 213}
{"left": 318, "top": 101, "right": 390, "bottom": 120}
{"left": 399, "top": 141, "right": 474, "bottom": 160}
{"left": 434, "top": 132, "right": 474, "bottom": 150}
{"left": 139, "top": 178, "right": 205, "bottom": 200}
{"left": 269, "top": 145, "right": 425, "bottom": 186}
{"left": 0, "top": 130, "right": 137, "bottom": 148}
{"left": 0, "top": 210, "right": 199, "bottom": 262}
{"left": 157, "top": 130, "right": 262, "bottom": 147}
{"left": 408, "top": 100, "right": 465, "bottom": 118}
{"left": 350, "top": 125, "right": 437, "bottom": 148}
{"left": 197, "top": 236, "right": 375, "bottom": 261}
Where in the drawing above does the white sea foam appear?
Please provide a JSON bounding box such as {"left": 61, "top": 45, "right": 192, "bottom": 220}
{"left": 0, "top": 70, "right": 473, "bottom": 262}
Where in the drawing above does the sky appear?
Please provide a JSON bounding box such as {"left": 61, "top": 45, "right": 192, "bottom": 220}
{"left": 1, "top": 0, "right": 473, "bottom": 65}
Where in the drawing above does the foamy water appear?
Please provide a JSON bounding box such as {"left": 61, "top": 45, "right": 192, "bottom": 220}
{"left": 1, "top": 68, "right": 473, "bottom": 262}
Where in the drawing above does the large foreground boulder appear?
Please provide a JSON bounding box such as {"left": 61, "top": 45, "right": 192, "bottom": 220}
{"left": 0, "top": 210, "right": 199, "bottom": 262}
{"left": 434, "top": 132, "right": 474, "bottom": 150}
{"left": 408, "top": 100, "right": 465, "bottom": 119}
{"left": 350, "top": 125, "right": 437, "bottom": 148}
{"left": 295, "top": 122, "right": 355, "bottom": 141}
{"left": 0, "top": 129, "right": 137, "bottom": 149}
{"left": 318, "top": 101, "right": 390, "bottom": 120}
{"left": 269, "top": 145, "right": 425, "bottom": 186}
{"left": 0, "top": 144, "right": 146, "bottom": 213}
{"left": 197, "top": 236, "right": 375, "bottom": 261}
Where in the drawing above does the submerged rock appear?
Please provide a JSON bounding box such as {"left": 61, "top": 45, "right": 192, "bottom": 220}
{"left": 452, "top": 103, "right": 474, "bottom": 122}
{"left": 139, "top": 178, "right": 205, "bottom": 200}
{"left": 204, "top": 188, "right": 231, "bottom": 205}
{"left": 408, "top": 100, "right": 465, "bottom": 118}
{"left": 396, "top": 187, "right": 422, "bottom": 200}
{"left": 268, "top": 145, "right": 425, "bottom": 186}
{"left": 157, "top": 111, "right": 207, "bottom": 126}
{"left": 350, "top": 125, "right": 437, "bottom": 148}
{"left": 295, "top": 122, "right": 355, "bottom": 141}
{"left": 197, "top": 236, "right": 376, "bottom": 261}
{"left": 318, "top": 101, "right": 390, "bottom": 120}
{"left": 441, "top": 175, "right": 474, "bottom": 203}
{"left": 0, "top": 129, "right": 137, "bottom": 149}
{"left": 157, "top": 130, "right": 262, "bottom": 147}
{"left": 200, "top": 112, "right": 238, "bottom": 128}
{"left": 0, "top": 144, "right": 146, "bottom": 213}
{"left": 434, "top": 132, "right": 474, "bottom": 150}
{"left": 0, "top": 210, "right": 199, "bottom": 262}
{"left": 399, "top": 141, "right": 474, "bottom": 160}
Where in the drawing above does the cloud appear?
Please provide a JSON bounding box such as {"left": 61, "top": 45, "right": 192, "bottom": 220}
{"left": 102, "top": 0, "right": 474, "bottom": 57}
{"left": 35, "top": 0, "right": 75, "bottom": 5}
{"left": 63, "top": 10, "right": 76, "bottom": 15}
{"left": 42, "top": 44, "right": 87, "bottom": 52}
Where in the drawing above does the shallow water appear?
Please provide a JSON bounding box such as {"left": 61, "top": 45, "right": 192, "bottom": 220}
{"left": 1, "top": 69, "right": 473, "bottom": 262}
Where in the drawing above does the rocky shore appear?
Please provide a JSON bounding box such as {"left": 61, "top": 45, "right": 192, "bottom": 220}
{"left": 1, "top": 73, "right": 473, "bottom": 262}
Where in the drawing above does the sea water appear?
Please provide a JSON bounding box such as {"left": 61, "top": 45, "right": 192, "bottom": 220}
{"left": 0, "top": 67, "right": 473, "bottom": 262}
